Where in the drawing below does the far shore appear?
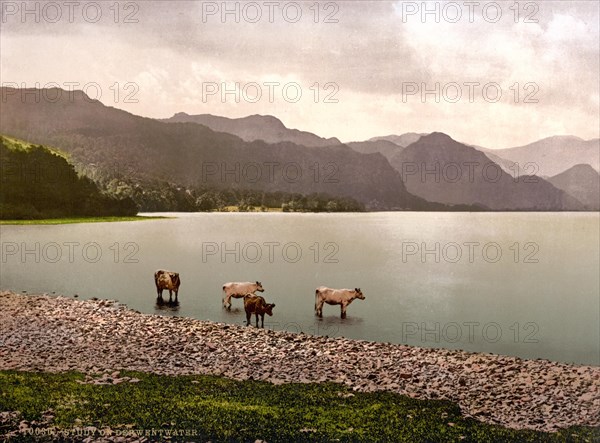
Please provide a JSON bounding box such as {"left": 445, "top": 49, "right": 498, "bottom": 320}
{"left": 0, "top": 290, "right": 598, "bottom": 436}
{"left": 0, "top": 216, "right": 167, "bottom": 225}
{"left": 2, "top": 210, "right": 598, "bottom": 225}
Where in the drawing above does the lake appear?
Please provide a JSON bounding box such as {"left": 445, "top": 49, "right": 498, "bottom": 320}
{"left": 1, "top": 212, "right": 598, "bottom": 366}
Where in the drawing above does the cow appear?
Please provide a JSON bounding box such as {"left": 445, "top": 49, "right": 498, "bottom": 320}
{"left": 315, "top": 287, "right": 365, "bottom": 319}
{"left": 222, "top": 281, "right": 264, "bottom": 309}
{"left": 244, "top": 294, "right": 275, "bottom": 328}
{"left": 154, "top": 270, "right": 181, "bottom": 301}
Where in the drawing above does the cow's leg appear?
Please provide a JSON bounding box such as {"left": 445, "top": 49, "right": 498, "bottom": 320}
{"left": 315, "top": 292, "right": 320, "bottom": 316}
{"left": 260, "top": 313, "right": 265, "bottom": 328}
{"left": 168, "top": 289, "right": 173, "bottom": 302}
{"left": 157, "top": 287, "right": 163, "bottom": 298}
{"left": 315, "top": 299, "right": 324, "bottom": 317}
{"left": 341, "top": 302, "right": 347, "bottom": 319}
{"left": 255, "top": 313, "right": 259, "bottom": 328}
{"left": 246, "top": 311, "right": 251, "bottom": 326}
{"left": 174, "top": 289, "right": 178, "bottom": 301}
{"left": 223, "top": 293, "right": 232, "bottom": 310}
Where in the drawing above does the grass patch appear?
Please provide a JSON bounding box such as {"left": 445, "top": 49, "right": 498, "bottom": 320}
{"left": 0, "top": 216, "right": 166, "bottom": 225}
{"left": 0, "top": 371, "right": 597, "bottom": 442}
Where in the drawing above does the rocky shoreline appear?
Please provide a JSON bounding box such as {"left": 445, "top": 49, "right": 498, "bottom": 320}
{"left": 0, "top": 291, "right": 598, "bottom": 433}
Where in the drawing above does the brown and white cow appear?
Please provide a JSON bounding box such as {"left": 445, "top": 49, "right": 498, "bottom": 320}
{"left": 315, "top": 286, "right": 365, "bottom": 318}
{"left": 222, "top": 281, "right": 264, "bottom": 309}
{"left": 154, "top": 270, "right": 181, "bottom": 301}
{"left": 244, "top": 294, "right": 275, "bottom": 328}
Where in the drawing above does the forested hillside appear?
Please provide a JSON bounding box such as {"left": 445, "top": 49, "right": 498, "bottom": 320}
{"left": 0, "top": 136, "right": 138, "bottom": 219}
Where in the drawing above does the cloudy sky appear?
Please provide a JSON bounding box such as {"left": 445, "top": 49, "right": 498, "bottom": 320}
{"left": 1, "top": 0, "right": 598, "bottom": 148}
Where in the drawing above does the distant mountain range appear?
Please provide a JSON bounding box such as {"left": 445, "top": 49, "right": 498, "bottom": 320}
{"left": 389, "top": 133, "right": 584, "bottom": 210}
{"left": 370, "top": 133, "right": 426, "bottom": 147}
{"left": 1, "top": 87, "right": 597, "bottom": 211}
{"left": 547, "top": 164, "right": 600, "bottom": 210}
{"left": 0, "top": 88, "right": 430, "bottom": 211}
{"left": 483, "top": 136, "right": 600, "bottom": 177}
{"left": 163, "top": 112, "right": 342, "bottom": 148}
{"left": 346, "top": 139, "right": 402, "bottom": 161}
{"left": 345, "top": 133, "right": 426, "bottom": 161}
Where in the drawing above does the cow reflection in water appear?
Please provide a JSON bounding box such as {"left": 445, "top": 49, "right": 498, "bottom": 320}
{"left": 155, "top": 296, "right": 180, "bottom": 311}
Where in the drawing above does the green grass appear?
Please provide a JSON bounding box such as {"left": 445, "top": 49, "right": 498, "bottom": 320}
{"left": 0, "top": 216, "right": 166, "bottom": 225}
{"left": 0, "top": 371, "right": 597, "bottom": 442}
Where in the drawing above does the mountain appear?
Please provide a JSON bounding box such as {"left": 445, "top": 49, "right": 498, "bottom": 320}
{"left": 162, "top": 112, "right": 342, "bottom": 148}
{"left": 482, "top": 151, "right": 528, "bottom": 178}
{"left": 346, "top": 133, "right": 429, "bottom": 160}
{"left": 547, "top": 164, "right": 600, "bottom": 210}
{"left": 490, "top": 136, "right": 600, "bottom": 177}
{"left": 0, "top": 88, "right": 422, "bottom": 210}
{"left": 389, "top": 132, "right": 584, "bottom": 210}
{"left": 369, "top": 133, "right": 426, "bottom": 147}
{"left": 0, "top": 135, "right": 137, "bottom": 219}
{"left": 346, "top": 139, "right": 403, "bottom": 160}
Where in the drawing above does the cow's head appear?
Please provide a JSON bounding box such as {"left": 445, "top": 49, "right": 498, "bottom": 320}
{"left": 354, "top": 288, "right": 365, "bottom": 300}
{"left": 264, "top": 303, "right": 276, "bottom": 316}
{"left": 256, "top": 281, "right": 265, "bottom": 292}
{"left": 170, "top": 273, "right": 180, "bottom": 286}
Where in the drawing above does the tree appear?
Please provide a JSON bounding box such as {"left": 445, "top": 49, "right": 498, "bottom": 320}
{"left": 326, "top": 201, "right": 339, "bottom": 212}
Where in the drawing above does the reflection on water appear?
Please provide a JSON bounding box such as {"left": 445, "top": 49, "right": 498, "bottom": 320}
{"left": 314, "top": 315, "right": 364, "bottom": 338}
{"left": 223, "top": 307, "right": 244, "bottom": 315}
{"left": 155, "top": 297, "right": 180, "bottom": 311}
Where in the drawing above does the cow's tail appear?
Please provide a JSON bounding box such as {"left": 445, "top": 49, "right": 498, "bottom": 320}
{"left": 315, "top": 289, "right": 319, "bottom": 311}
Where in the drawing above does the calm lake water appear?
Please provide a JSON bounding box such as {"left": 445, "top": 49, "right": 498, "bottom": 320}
{"left": 1, "top": 212, "right": 598, "bottom": 366}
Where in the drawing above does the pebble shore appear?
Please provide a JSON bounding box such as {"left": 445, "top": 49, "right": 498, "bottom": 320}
{"left": 0, "top": 291, "right": 598, "bottom": 433}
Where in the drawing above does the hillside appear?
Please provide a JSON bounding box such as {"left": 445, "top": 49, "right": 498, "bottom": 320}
{"left": 369, "top": 133, "right": 426, "bottom": 147}
{"left": 481, "top": 151, "right": 527, "bottom": 178}
{"left": 0, "top": 135, "right": 137, "bottom": 219}
{"left": 547, "top": 164, "right": 600, "bottom": 210}
{"left": 389, "top": 133, "right": 584, "bottom": 210}
{"left": 347, "top": 139, "right": 403, "bottom": 160}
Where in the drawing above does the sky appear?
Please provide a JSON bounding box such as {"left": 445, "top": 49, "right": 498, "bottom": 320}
{"left": 1, "top": 0, "right": 599, "bottom": 148}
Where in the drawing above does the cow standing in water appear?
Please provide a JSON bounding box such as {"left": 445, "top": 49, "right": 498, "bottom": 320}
{"left": 154, "top": 270, "right": 181, "bottom": 301}
{"left": 222, "top": 281, "right": 264, "bottom": 309}
{"left": 244, "top": 294, "right": 275, "bottom": 327}
{"left": 315, "top": 287, "right": 365, "bottom": 318}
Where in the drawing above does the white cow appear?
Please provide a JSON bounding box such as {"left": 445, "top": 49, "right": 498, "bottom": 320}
{"left": 222, "top": 281, "right": 265, "bottom": 309}
{"left": 315, "top": 286, "right": 365, "bottom": 318}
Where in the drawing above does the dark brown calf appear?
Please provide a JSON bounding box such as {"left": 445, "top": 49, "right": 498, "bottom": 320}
{"left": 244, "top": 294, "right": 275, "bottom": 328}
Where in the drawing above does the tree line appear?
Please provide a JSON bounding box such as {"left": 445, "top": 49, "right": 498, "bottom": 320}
{"left": 101, "top": 177, "right": 365, "bottom": 213}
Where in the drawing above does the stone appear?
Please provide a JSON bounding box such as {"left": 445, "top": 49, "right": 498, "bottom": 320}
{"left": 0, "top": 290, "right": 599, "bottom": 433}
